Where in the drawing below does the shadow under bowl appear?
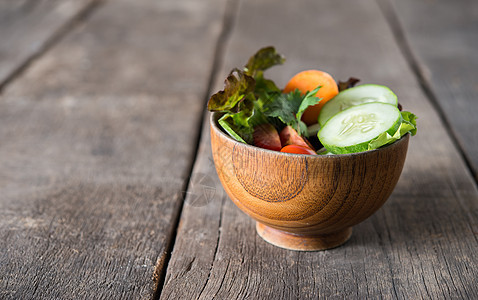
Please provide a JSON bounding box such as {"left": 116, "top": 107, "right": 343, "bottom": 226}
{"left": 210, "top": 112, "right": 409, "bottom": 251}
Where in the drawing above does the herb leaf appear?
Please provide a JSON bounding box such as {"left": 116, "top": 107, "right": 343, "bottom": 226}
{"left": 296, "top": 87, "right": 321, "bottom": 123}
{"left": 264, "top": 87, "right": 321, "bottom": 136}
{"left": 264, "top": 90, "right": 302, "bottom": 125}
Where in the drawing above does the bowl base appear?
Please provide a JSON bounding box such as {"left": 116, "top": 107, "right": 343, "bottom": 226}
{"left": 256, "top": 222, "right": 352, "bottom": 251}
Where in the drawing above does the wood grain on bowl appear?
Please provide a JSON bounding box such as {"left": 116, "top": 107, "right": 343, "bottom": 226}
{"left": 210, "top": 112, "right": 409, "bottom": 251}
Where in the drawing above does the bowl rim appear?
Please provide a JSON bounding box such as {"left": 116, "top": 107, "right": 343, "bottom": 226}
{"left": 210, "top": 111, "right": 409, "bottom": 159}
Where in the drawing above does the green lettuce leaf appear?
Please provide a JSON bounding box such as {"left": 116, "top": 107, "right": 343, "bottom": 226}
{"left": 367, "top": 111, "right": 417, "bottom": 150}
{"left": 245, "top": 47, "right": 283, "bottom": 104}
{"left": 217, "top": 98, "right": 269, "bottom": 144}
{"left": 218, "top": 113, "right": 248, "bottom": 143}
{"left": 400, "top": 111, "right": 417, "bottom": 136}
{"left": 253, "top": 71, "right": 282, "bottom": 98}
{"left": 244, "top": 46, "right": 285, "bottom": 77}
{"left": 208, "top": 47, "right": 286, "bottom": 143}
{"left": 207, "top": 69, "right": 255, "bottom": 112}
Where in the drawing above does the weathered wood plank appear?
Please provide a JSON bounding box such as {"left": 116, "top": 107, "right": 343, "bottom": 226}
{"left": 0, "top": 0, "right": 224, "bottom": 299}
{"left": 384, "top": 0, "right": 478, "bottom": 180}
{"left": 158, "top": 113, "right": 226, "bottom": 300}
{"left": 161, "top": 0, "right": 478, "bottom": 298}
{"left": 0, "top": 0, "right": 96, "bottom": 88}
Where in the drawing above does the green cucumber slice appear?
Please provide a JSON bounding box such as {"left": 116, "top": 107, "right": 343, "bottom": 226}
{"left": 318, "top": 102, "right": 402, "bottom": 154}
{"left": 306, "top": 123, "right": 321, "bottom": 137}
{"left": 318, "top": 84, "right": 398, "bottom": 126}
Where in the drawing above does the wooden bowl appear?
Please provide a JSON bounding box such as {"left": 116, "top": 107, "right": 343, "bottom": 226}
{"left": 210, "top": 112, "right": 409, "bottom": 251}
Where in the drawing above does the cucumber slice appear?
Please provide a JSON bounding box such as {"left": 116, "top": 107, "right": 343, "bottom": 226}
{"left": 318, "top": 84, "right": 398, "bottom": 126}
{"left": 307, "top": 123, "right": 321, "bottom": 136}
{"left": 318, "top": 102, "right": 402, "bottom": 154}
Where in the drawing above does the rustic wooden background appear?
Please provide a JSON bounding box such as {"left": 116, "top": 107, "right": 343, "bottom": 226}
{"left": 1, "top": 0, "right": 477, "bottom": 299}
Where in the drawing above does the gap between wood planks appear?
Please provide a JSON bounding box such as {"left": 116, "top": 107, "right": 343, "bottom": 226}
{"left": 152, "top": 0, "right": 240, "bottom": 298}
{"left": 376, "top": 0, "right": 478, "bottom": 185}
{"left": 0, "top": 0, "right": 104, "bottom": 94}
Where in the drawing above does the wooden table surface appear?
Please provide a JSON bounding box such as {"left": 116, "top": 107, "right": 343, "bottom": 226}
{"left": 1, "top": 0, "right": 477, "bottom": 299}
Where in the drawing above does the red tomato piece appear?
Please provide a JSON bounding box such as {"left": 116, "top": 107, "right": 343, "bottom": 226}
{"left": 280, "top": 145, "right": 317, "bottom": 155}
{"left": 279, "top": 125, "right": 315, "bottom": 150}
